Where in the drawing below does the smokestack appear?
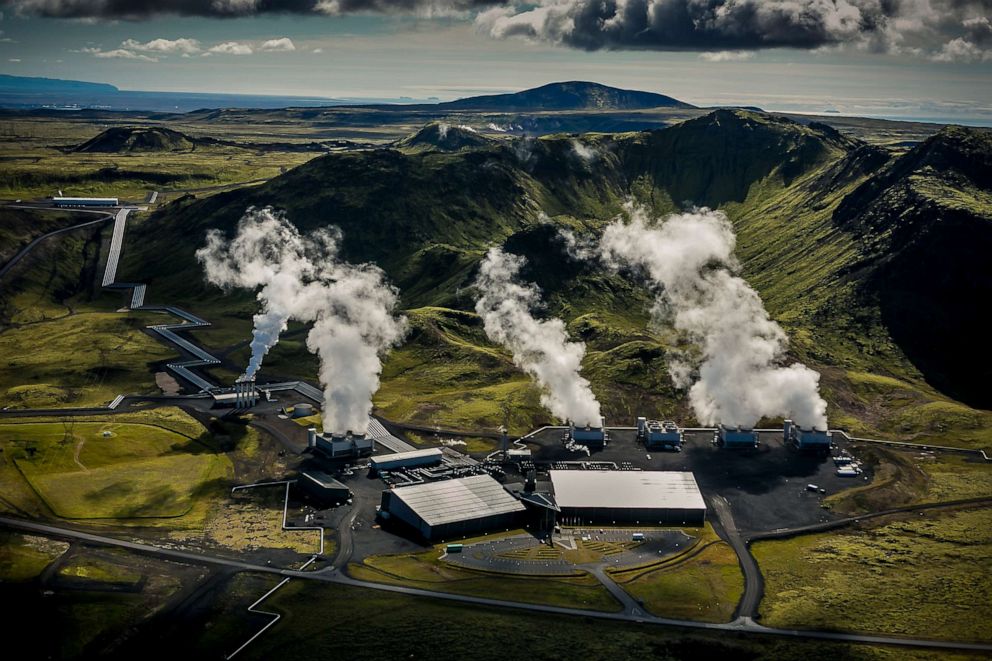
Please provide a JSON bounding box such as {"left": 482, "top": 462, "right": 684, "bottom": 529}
{"left": 307, "top": 427, "right": 317, "bottom": 448}
{"left": 473, "top": 247, "right": 602, "bottom": 427}
{"left": 784, "top": 419, "right": 793, "bottom": 442}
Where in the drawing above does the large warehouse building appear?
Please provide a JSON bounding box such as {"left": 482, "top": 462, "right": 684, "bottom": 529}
{"left": 380, "top": 474, "right": 526, "bottom": 541}
{"left": 549, "top": 470, "right": 706, "bottom": 525}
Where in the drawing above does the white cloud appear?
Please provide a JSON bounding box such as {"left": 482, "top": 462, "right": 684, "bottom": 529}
{"left": 205, "top": 41, "right": 254, "bottom": 56}
{"left": 312, "top": 47, "right": 324, "bottom": 54}
{"left": 8, "top": 58, "right": 21, "bottom": 62}
{"left": 931, "top": 37, "right": 992, "bottom": 63}
{"left": 83, "top": 47, "right": 158, "bottom": 62}
{"left": 121, "top": 37, "right": 201, "bottom": 55}
{"left": 260, "top": 37, "right": 296, "bottom": 52}
{"left": 699, "top": 50, "right": 755, "bottom": 62}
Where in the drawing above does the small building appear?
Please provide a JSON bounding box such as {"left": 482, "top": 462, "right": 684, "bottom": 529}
{"left": 370, "top": 448, "right": 443, "bottom": 473}
{"left": 309, "top": 428, "right": 375, "bottom": 459}
{"left": 379, "top": 474, "right": 526, "bottom": 541}
{"left": 638, "top": 418, "right": 683, "bottom": 450}
{"left": 568, "top": 418, "right": 607, "bottom": 449}
{"left": 716, "top": 425, "right": 759, "bottom": 449}
{"left": 52, "top": 196, "right": 119, "bottom": 207}
{"left": 549, "top": 470, "right": 706, "bottom": 525}
{"left": 297, "top": 471, "right": 350, "bottom": 505}
{"left": 784, "top": 420, "right": 832, "bottom": 450}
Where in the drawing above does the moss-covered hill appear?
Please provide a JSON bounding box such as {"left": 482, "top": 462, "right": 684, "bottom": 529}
{"left": 70, "top": 126, "right": 197, "bottom": 154}
{"left": 116, "top": 110, "right": 992, "bottom": 444}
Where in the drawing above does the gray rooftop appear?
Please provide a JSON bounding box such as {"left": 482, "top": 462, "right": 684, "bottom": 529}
{"left": 549, "top": 470, "right": 706, "bottom": 511}
{"left": 370, "top": 448, "right": 443, "bottom": 466}
{"left": 389, "top": 474, "right": 525, "bottom": 527}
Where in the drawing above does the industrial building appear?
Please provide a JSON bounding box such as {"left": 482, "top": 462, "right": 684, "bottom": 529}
{"left": 637, "top": 418, "right": 683, "bottom": 450}
{"left": 370, "top": 448, "right": 443, "bottom": 473}
{"left": 379, "top": 474, "right": 526, "bottom": 541}
{"left": 549, "top": 470, "right": 706, "bottom": 525}
{"left": 52, "top": 196, "right": 119, "bottom": 207}
{"left": 716, "top": 425, "right": 759, "bottom": 449}
{"left": 212, "top": 377, "right": 259, "bottom": 409}
{"left": 297, "top": 471, "right": 351, "bottom": 505}
{"left": 567, "top": 418, "right": 607, "bottom": 449}
{"left": 308, "top": 427, "right": 375, "bottom": 459}
{"left": 784, "top": 420, "right": 832, "bottom": 450}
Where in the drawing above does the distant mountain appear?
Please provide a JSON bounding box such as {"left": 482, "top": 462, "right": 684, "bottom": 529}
{"left": 439, "top": 81, "right": 693, "bottom": 111}
{"left": 0, "top": 74, "right": 118, "bottom": 94}
{"left": 70, "top": 126, "right": 198, "bottom": 153}
{"left": 394, "top": 122, "right": 495, "bottom": 152}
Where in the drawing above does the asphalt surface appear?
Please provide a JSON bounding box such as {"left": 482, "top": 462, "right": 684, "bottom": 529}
{"left": 4, "top": 515, "right": 992, "bottom": 652}
{"left": 709, "top": 495, "right": 764, "bottom": 619}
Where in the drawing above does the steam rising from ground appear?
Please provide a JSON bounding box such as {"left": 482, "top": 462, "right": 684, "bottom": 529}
{"left": 599, "top": 204, "right": 827, "bottom": 429}
{"left": 196, "top": 207, "right": 406, "bottom": 435}
{"left": 474, "top": 247, "right": 602, "bottom": 426}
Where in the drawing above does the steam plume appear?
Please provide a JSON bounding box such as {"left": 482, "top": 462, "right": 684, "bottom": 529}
{"left": 196, "top": 207, "right": 406, "bottom": 434}
{"left": 474, "top": 247, "right": 602, "bottom": 426}
{"left": 599, "top": 204, "right": 827, "bottom": 429}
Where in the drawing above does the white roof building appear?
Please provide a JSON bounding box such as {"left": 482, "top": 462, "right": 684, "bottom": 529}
{"left": 549, "top": 470, "right": 706, "bottom": 525}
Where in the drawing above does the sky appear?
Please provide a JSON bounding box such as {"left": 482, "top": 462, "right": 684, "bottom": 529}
{"left": 0, "top": 1, "right": 990, "bottom": 122}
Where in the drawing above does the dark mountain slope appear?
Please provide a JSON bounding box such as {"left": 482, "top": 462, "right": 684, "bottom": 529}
{"left": 439, "top": 81, "right": 692, "bottom": 111}
{"left": 394, "top": 122, "right": 496, "bottom": 152}
{"left": 70, "top": 126, "right": 197, "bottom": 153}
{"left": 619, "top": 110, "right": 856, "bottom": 207}
{"left": 834, "top": 126, "right": 992, "bottom": 407}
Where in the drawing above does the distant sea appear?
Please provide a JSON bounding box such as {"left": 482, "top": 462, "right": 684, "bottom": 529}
{"left": 0, "top": 88, "right": 436, "bottom": 113}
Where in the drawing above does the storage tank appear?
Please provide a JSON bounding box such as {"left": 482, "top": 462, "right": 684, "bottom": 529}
{"left": 291, "top": 403, "right": 314, "bottom": 419}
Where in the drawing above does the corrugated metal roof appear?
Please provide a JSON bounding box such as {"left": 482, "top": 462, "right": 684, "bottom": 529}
{"left": 390, "top": 475, "right": 525, "bottom": 527}
{"left": 550, "top": 470, "right": 706, "bottom": 511}
{"left": 370, "top": 448, "right": 443, "bottom": 467}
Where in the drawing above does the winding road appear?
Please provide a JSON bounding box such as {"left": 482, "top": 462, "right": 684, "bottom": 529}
{"left": 0, "top": 206, "right": 116, "bottom": 282}
{"left": 3, "top": 513, "right": 991, "bottom": 652}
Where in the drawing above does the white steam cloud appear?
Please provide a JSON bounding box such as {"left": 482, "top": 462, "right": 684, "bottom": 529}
{"left": 599, "top": 204, "right": 827, "bottom": 429}
{"left": 196, "top": 207, "right": 407, "bottom": 435}
{"left": 474, "top": 247, "right": 602, "bottom": 426}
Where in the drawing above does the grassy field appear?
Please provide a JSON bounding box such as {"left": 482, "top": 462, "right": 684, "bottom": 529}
{"left": 58, "top": 553, "right": 143, "bottom": 587}
{"left": 203, "top": 485, "right": 323, "bottom": 554}
{"left": 0, "top": 531, "right": 68, "bottom": 581}
{"left": 349, "top": 540, "right": 620, "bottom": 612}
{"left": 609, "top": 524, "right": 743, "bottom": 623}
{"left": 0, "top": 408, "right": 235, "bottom": 526}
{"left": 753, "top": 507, "right": 992, "bottom": 642}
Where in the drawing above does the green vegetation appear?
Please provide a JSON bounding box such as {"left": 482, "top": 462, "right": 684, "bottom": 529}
{"left": 59, "top": 554, "right": 143, "bottom": 586}
{"left": 349, "top": 542, "right": 620, "bottom": 612}
{"left": 610, "top": 524, "right": 743, "bottom": 623}
{"left": 753, "top": 507, "right": 992, "bottom": 641}
{"left": 0, "top": 408, "right": 235, "bottom": 526}
{"left": 240, "top": 580, "right": 977, "bottom": 661}
{"left": 0, "top": 531, "right": 68, "bottom": 581}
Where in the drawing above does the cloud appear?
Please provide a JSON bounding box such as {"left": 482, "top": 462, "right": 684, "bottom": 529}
{"left": 475, "top": 0, "right": 992, "bottom": 59}
{"left": 121, "top": 36, "right": 201, "bottom": 55}
{"left": 80, "top": 46, "right": 157, "bottom": 61}
{"left": 260, "top": 37, "right": 296, "bottom": 51}
{"left": 206, "top": 41, "right": 253, "bottom": 55}
{"left": 8, "top": 57, "right": 20, "bottom": 61}
{"left": 0, "top": 0, "right": 502, "bottom": 18}
{"left": 699, "top": 50, "right": 754, "bottom": 62}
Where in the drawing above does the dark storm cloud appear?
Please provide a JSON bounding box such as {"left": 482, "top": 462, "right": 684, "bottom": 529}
{"left": 0, "top": 0, "right": 503, "bottom": 19}
{"left": 477, "top": 0, "right": 992, "bottom": 56}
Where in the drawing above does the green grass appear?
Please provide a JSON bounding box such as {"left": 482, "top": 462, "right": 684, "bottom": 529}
{"left": 349, "top": 545, "right": 621, "bottom": 612}
{"left": 753, "top": 507, "right": 992, "bottom": 642}
{"left": 610, "top": 524, "right": 743, "bottom": 623}
{"left": 58, "top": 555, "right": 143, "bottom": 586}
{"left": 0, "top": 409, "right": 234, "bottom": 524}
{"left": 0, "top": 531, "right": 68, "bottom": 581}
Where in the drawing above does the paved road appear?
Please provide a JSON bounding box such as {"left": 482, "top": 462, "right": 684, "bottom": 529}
{"left": 0, "top": 207, "right": 115, "bottom": 281}
{"left": 3, "top": 515, "right": 991, "bottom": 652}
{"left": 709, "top": 495, "right": 764, "bottom": 619}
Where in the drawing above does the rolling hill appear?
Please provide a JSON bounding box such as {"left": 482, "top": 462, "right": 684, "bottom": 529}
{"left": 69, "top": 127, "right": 198, "bottom": 154}
{"left": 438, "top": 81, "right": 693, "bottom": 111}
{"left": 98, "top": 110, "right": 992, "bottom": 443}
